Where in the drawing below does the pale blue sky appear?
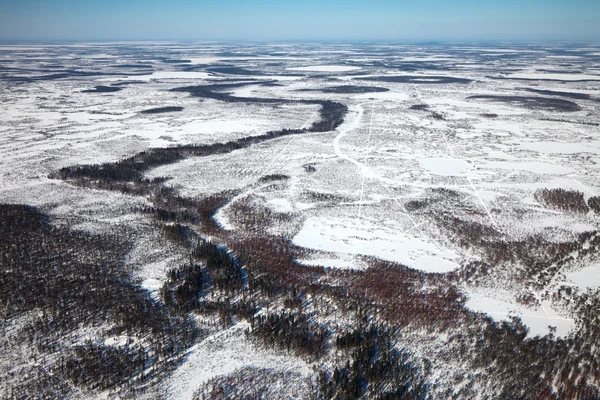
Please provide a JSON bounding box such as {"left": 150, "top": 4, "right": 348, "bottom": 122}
{"left": 0, "top": 0, "right": 598, "bottom": 41}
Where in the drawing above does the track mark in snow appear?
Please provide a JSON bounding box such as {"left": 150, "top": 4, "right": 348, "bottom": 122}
{"left": 539, "top": 153, "right": 596, "bottom": 196}
{"left": 357, "top": 103, "right": 375, "bottom": 221}
{"left": 215, "top": 95, "right": 332, "bottom": 229}
{"left": 411, "top": 82, "right": 508, "bottom": 235}
{"left": 332, "top": 102, "right": 423, "bottom": 236}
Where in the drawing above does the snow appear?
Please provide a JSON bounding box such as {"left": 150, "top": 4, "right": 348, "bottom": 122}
{"left": 2, "top": 42, "right": 600, "bottom": 397}
{"left": 481, "top": 161, "right": 574, "bottom": 175}
{"left": 99, "top": 71, "right": 211, "bottom": 81}
{"left": 286, "top": 65, "right": 361, "bottom": 72}
{"left": 351, "top": 91, "right": 410, "bottom": 100}
{"left": 213, "top": 207, "right": 235, "bottom": 231}
{"left": 162, "top": 322, "right": 313, "bottom": 400}
{"left": 293, "top": 216, "right": 461, "bottom": 273}
{"left": 464, "top": 288, "right": 575, "bottom": 338}
{"left": 297, "top": 255, "right": 355, "bottom": 269}
{"left": 141, "top": 278, "right": 164, "bottom": 294}
{"left": 188, "top": 57, "right": 222, "bottom": 64}
{"left": 520, "top": 141, "right": 600, "bottom": 155}
{"left": 418, "top": 158, "right": 471, "bottom": 176}
{"left": 565, "top": 263, "right": 600, "bottom": 291}
{"left": 265, "top": 198, "right": 295, "bottom": 213}
{"left": 399, "top": 56, "right": 456, "bottom": 62}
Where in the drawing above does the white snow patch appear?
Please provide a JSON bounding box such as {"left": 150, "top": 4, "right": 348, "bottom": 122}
{"left": 565, "top": 263, "right": 600, "bottom": 291}
{"left": 286, "top": 65, "right": 361, "bottom": 72}
{"left": 188, "top": 57, "right": 222, "bottom": 64}
{"left": 266, "top": 198, "right": 295, "bottom": 213}
{"left": 464, "top": 288, "right": 574, "bottom": 338}
{"left": 481, "top": 161, "right": 574, "bottom": 175}
{"left": 100, "top": 71, "right": 211, "bottom": 82}
{"left": 297, "top": 256, "right": 355, "bottom": 269}
{"left": 351, "top": 92, "right": 409, "bottom": 100}
{"left": 141, "top": 278, "right": 164, "bottom": 294}
{"left": 520, "top": 141, "right": 600, "bottom": 155}
{"left": 418, "top": 158, "right": 471, "bottom": 176}
{"left": 293, "top": 216, "right": 460, "bottom": 273}
{"left": 163, "top": 322, "right": 312, "bottom": 400}
{"left": 213, "top": 208, "right": 234, "bottom": 231}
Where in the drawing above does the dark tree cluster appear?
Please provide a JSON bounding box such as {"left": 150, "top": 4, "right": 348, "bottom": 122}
{"left": 162, "top": 263, "right": 205, "bottom": 311}
{"left": 588, "top": 196, "right": 600, "bottom": 213}
{"left": 155, "top": 223, "right": 253, "bottom": 328}
{"left": 534, "top": 188, "right": 590, "bottom": 213}
{"left": 257, "top": 174, "right": 290, "bottom": 183}
{"left": 249, "top": 312, "right": 328, "bottom": 360}
{"left": 523, "top": 87, "right": 593, "bottom": 101}
{"left": 196, "top": 240, "right": 245, "bottom": 295}
{"left": 193, "top": 367, "right": 310, "bottom": 400}
{"left": 58, "top": 343, "right": 147, "bottom": 391}
{"left": 82, "top": 85, "right": 122, "bottom": 93}
{"left": 468, "top": 95, "right": 582, "bottom": 112}
{"left": 0, "top": 204, "right": 197, "bottom": 397}
{"left": 465, "top": 316, "right": 600, "bottom": 400}
{"left": 434, "top": 213, "right": 503, "bottom": 247}
{"left": 299, "top": 85, "right": 389, "bottom": 94}
{"left": 140, "top": 106, "right": 184, "bottom": 114}
{"left": 319, "top": 323, "right": 428, "bottom": 400}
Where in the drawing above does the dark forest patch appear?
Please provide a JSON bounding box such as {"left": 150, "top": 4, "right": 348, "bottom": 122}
{"left": 258, "top": 174, "right": 290, "bottom": 183}
{"left": 206, "top": 66, "right": 266, "bottom": 76}
{"left": 140, "top": 106, "right": 184, "bottom": 114}
{"left": 299, "top": 85, "right": 389, "bottom": 94}
{"left": 589, "top": 196, "right": 600, "bottom": 214}
{"left": 109, "top": 63, "right": 154, "bottom": 69}
{"left": 82, "top": 85, "right": 122, "bottom": 93}
{"left": 521, "top": 88, "right": 593, "bottom": 101}
{"left": 468, "top": 95, "right": 581, "bottom": 112}
{"left": 0, "top": 204, "right": 196, "bottom": 397}
{"left": 534, "top": 188, "right": 590, "bottom": 214}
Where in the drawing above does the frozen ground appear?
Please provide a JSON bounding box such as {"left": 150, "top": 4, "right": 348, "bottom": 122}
{"left": 2, "top": 41, "right": 600, "bottom": 399}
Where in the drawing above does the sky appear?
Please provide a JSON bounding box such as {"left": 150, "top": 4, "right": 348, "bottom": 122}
{"left": 0, "top": 0, "right": 599, "bottom": 42}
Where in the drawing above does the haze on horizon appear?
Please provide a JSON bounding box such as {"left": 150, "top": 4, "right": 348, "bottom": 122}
{"left": 0, "top": 0, "right": 599, "bottom": 43}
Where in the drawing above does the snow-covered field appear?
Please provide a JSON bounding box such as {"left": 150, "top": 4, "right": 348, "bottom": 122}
{"left": 2, "top": 42, "right": 600, "bottom": 399}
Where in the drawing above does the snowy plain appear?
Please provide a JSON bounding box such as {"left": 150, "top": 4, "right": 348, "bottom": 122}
{"left": 2, "top": 41, "right": 600, "bottom": 398}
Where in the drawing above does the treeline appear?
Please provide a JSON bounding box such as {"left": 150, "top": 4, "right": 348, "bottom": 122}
{"left": 468, "top": 95, "right": 581, "bottom": 112}
{"left": 140, "top": 106, "right": 184, "bottom": 114}
{"left": 0, "top": 204, "right": 197, "bottom": 397}
{"left": 52, "top": 83, "right": 347, "bottom": 187}
{"left": 534, "top": 188, "right": 590, "bottom": 213}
